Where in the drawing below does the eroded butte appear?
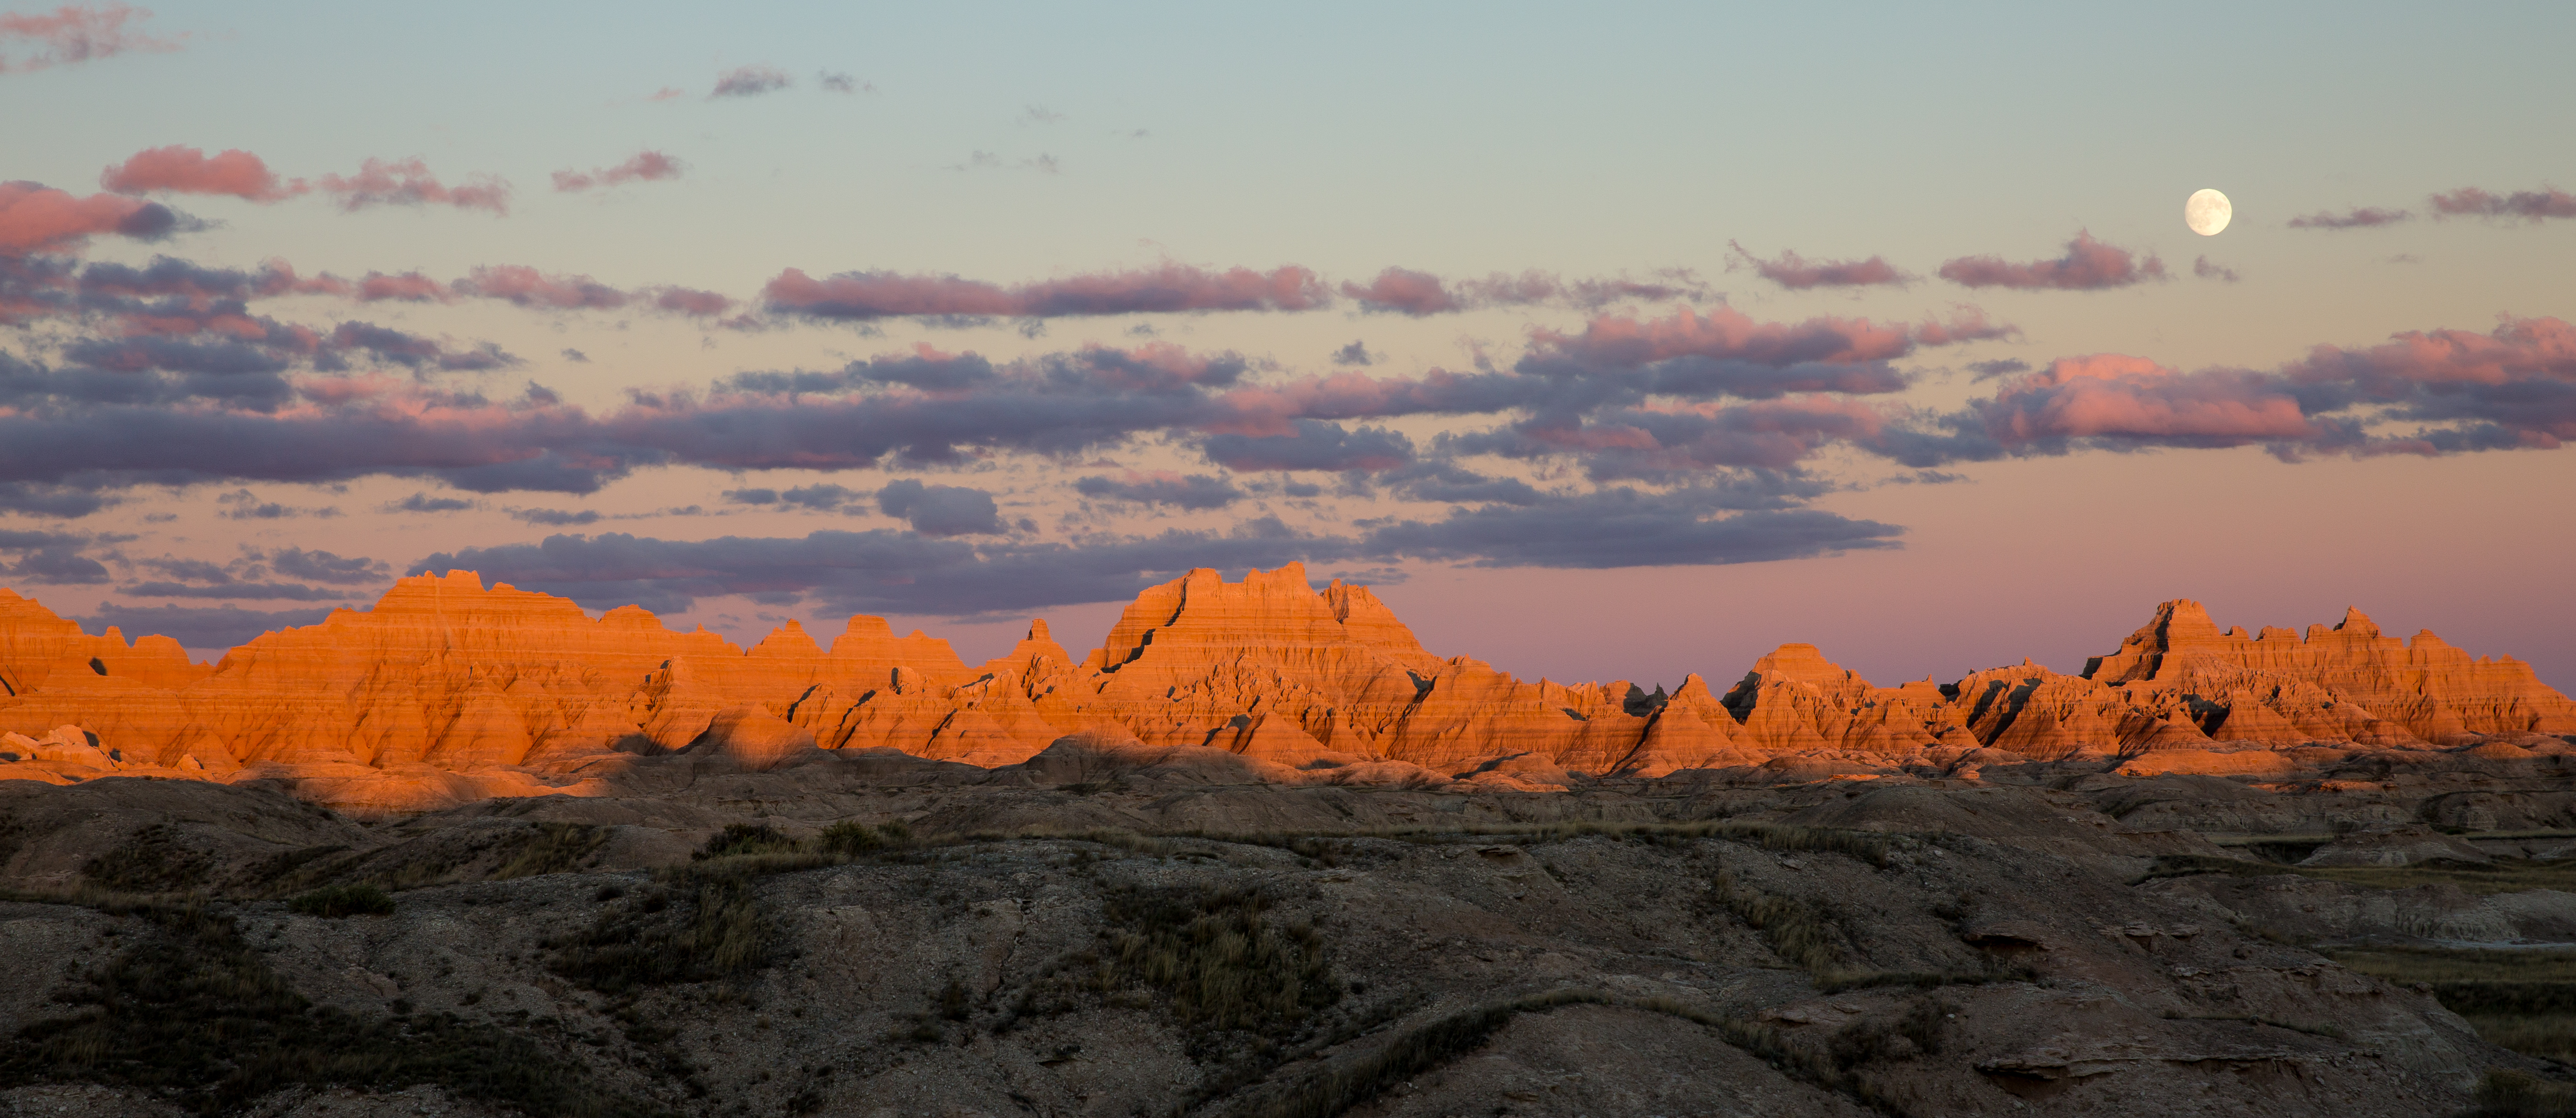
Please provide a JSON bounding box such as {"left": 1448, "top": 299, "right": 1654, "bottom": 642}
{"left": 1, "top": 565, "right": 2573, "bottom": 1116}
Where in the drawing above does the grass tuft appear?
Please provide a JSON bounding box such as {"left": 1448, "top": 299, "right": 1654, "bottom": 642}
{"left": 1031, "top": 885, "right": 1339, "bottom": 1042}
{"left": 286, "top": 883, "right": 394, "bottom": 918}
{"left": 80, "top": 825, "right": 211, "bottom": 894}
{"left": 546, "top": 869, "right": 775, "bottom": 993}
{"left": 2477, "top": 1069, "right": 2576, "bottom": 1118}
{"left": 2327, "top": 946, "right": 2576, "bottom": 1062}
{"left": 493, "top": 823, "right": 612, "bottom": 880}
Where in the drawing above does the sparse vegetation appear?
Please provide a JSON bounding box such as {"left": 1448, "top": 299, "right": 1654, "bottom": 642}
{"left": 1711, "top": 870, "right": 1845, "bottom": 974}
{"left": 694, "top": 822, "right": 802, "bottom": 861}
{"left": 0, "top": 899, "right": 661, "bottom": 1117}
{"left": 1236, "top": 991, "right": 1914, "bottom": 1118}
{"left": 2476, "top": 1069, "right": 2576, "bottom": 1117}
{"left": 287, "top": 882, "right": 394, "bottom": 918}
{"left": 546, "top": 869, "right": 775, "bottom": 992}
{"left": 2140, "top": 854, "right": 2576, "bottom": 895}
{"left": 1236, "top": 990, "right": 1607, "bottom": 1118}
{"left": 493, "top": 822, "right": 612, "bottom": 879}
{"left": 2328, "top": 946, "right": 2576, "bottom": 1061}
{"left": 80, "top": 825, "right": 212, "bottom": 893}
{"left": 1031, "top": 885, "right": 1339, "bottom": 1042}
{"left": 817, "top": 819, "right": 887, "bottom": 854}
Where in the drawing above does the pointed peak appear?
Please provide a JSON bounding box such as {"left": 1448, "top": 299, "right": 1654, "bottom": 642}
{"left": 1027, "top": 618, "right": 1050, "bottom": 640}
{"left": 2334, "top": 606, "right": 2380, "bottom": 636}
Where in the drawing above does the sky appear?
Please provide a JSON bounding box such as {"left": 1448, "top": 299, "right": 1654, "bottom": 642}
{"left": 3, "top": 1, "right": 2572, "bottom": 692}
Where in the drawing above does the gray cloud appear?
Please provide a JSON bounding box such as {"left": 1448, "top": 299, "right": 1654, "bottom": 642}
{"left": 876, "top": 480, "right": 1001, "bottom": 536}
{"left": 120, "top": 580, "right": 350, "bottom": 601}
{"left": 418, "top": 482, "right": 1901, "bottom": 618}
{"left": 76, "top": 603, "right": 341, "bottom": 652}
{"left": 724, "top": 482, "right": 860, "bottom": 511}
{"left": 1074, "top": 473, "right": 1242, "bottom": 510}
{"left": 1203, "top": 421, "right": 1415, "bottom": 472}
{"left": 508, "top": 507, "right": 603, "bottom": 526}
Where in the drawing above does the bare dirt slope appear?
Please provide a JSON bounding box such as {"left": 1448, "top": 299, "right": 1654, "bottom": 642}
{"left": 0, "top": 773, "right": 2556, "bottom": 1118}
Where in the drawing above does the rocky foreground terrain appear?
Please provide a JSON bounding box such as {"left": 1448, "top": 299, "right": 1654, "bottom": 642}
{"left": 1, "top": 566, "right": 2574, "bottom": 1116}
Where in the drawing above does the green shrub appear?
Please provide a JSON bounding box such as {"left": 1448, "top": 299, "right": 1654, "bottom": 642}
{"left": 819, "top": 821, "right": 884, "bottom": 855}
{"left": 287, "top": 883, "right": 394, "bottom": 918}
{"left": 693, "top": 823, "right": 801, "bottom": 861}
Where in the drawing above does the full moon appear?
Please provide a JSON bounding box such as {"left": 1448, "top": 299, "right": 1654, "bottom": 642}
{"left": 2185, "top": 188, "right": 2232, "bottom": 236}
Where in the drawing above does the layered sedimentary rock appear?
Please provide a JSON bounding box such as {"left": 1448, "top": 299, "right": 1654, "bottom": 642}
{"left": 2, "top": 568, "right": 2571, "bottom": 812}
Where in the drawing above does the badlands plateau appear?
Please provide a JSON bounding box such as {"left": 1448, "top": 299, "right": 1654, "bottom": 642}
{"left": 0, "top": 565, "right": 2572, "bottom": 1117}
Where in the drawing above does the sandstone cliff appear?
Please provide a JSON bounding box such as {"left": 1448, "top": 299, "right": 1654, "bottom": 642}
{"left": 2, "top": 571, "right": 2570, "bottom": 814}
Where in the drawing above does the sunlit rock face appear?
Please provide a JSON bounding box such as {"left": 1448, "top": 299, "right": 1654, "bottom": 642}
{"left": 2, "top": 568, "right": 2571, "bottom": 813}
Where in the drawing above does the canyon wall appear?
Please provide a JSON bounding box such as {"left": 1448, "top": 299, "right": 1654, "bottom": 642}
{"left": 2, "top": 570, "right": 2570, "bottom": 813}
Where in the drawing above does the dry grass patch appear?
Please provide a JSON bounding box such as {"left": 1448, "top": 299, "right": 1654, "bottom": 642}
{"left": 2142, "top": 855, "right": 2576, "bottom": 896}
{"left": 546, "top": 869, "right": 775, "bottom": 994}
{"left": 2328, "top": 946, "right": 2576, "bottom": 1063}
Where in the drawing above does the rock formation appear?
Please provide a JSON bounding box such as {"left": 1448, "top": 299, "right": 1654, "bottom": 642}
{"left": 2, "top": 569, "right": 2570, "bottom": 814}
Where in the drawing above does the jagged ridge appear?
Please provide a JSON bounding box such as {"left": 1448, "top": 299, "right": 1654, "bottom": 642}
{"left": 1, "top": 571, "right": 2570, "bottom": 814}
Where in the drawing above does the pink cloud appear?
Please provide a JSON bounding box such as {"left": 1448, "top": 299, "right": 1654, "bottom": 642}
{"left": 1340, "top": 267, "right": 1708, "bottom": 315}
{"left": 2429, "top": 186, "right": 2576, "bottom": 222}
{"left": 0, "top": 180, "right": 176, "bottom": 255}
{"left": 551, "top": 150, "right": 683, "bottom": 194}
{"left": 0, "top": 2, "right": 181, "bottom": 73}
{"left": 1729, "top": 240, "right": 1909, "bottom": 289}
{"left": 356, "top": 271, "right": 450, "bottom": 303}
{"left": 1528, "top": 304, "right": 1949, "bottom": 370}
{"left": 2284, "top": 315, "right": 2576, "bottom": 395}
{"left": 346, "top": 267, "right": 731, "bottom": 316}
{"left": 2287, "top": 205, "right": 2411, "bottom": 230}
{"left": 647, "top": 286, "right": 734, "bottom": 316}
{"left": 313, "top": 157, "right": 511, "bottom": 216}
{"left": 765, "top": 263, "right": 1328, "bottom": 321}
{"left": 1975, "top": 354, "right": 2312, "bottom": 446}
{"left": 1907, "top": 307, "right": 2020, "bottom": 347}
{"left": 450, "top": 265, "right": 628, "bottom": 310}
{"left": 645, "top": 86, "right": 684, "bottom": 102}
{"left": 2193, "top": 256, "right": 2240, "bottom": 283}
{"left": 100, "top": 145, "right": 307, "bottom": 202}
{"left": 1340, "top": 267, "right": 1457, "bottom": 315}
{"left": 712, "top": 64, "right": 792, "bottom": 98}
{"left": 1938, "top": 231, "right": 2166, "bottom": 291}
